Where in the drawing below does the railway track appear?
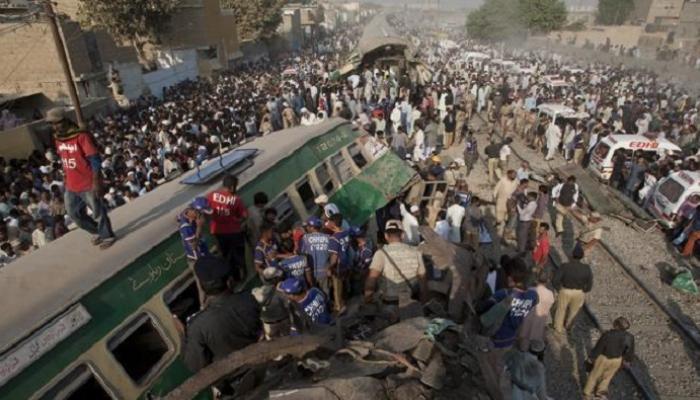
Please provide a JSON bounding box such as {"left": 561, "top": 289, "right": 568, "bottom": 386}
{"left": 467, "top": 112, "right": 700, "bottom": 399}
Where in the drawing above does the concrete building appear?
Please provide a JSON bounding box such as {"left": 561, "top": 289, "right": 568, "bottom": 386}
{"left": 567, "top": 5, "right": 597, "bottom": 26}
{"left": 632, "top": 0, "right": 685, "bottom": 25}
{"left": 280, "top": 7, "right": 304, "bottom": 51}
{"left": 677, "top": 0, "right": 700, "bottom": 49}
{"left": 162, "top": 0, "right": 242, "bottom": 72}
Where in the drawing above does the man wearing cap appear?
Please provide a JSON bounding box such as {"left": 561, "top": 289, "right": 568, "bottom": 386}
{"left": 180, "top": 256, "right": 260, "bottom": 377}
{"left": 364, "top": 219, "right": 427, "bottom": 323}
{"left": 327, "top": 213, "right": 351, "bottom": 314}
{"left": 46, "top": 107, "right": 115, "bottom": 248}
{"left": 178, "top": 197, "right": 212, "bottom": 306}
{"left": 552, "top": 244, "right": 593, "bottom": 334}
{"left": 207, "top": 175, "right": 248, "bottom": 283}
{"left": 300, "top": 216, "right": 331, "bottom": 295}
{"left": 279, "top": 277, "right": 332, "bottom": 334}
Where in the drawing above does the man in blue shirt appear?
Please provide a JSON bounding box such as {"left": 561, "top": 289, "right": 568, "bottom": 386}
{"left": 254, "top": 222, "right": 279, "bottom": 275}
{"left": 278, "top": 277, "right": 331, "bottom": 334}
{"left": 177, "top": 197, "right": 212, "bottom": 305}
{"left": 350, "top": 226, "right": 374, "bottom": 296}
{"left": 277, "top": 249, "right": 313, "bottom": 289}
{"left": 479, "top": 256, "right": 538, "bottom": 400}
{"left": 327, "top": 213, "right": 351, "bottom": 314}
{"left": 300, "top": 216, "right": 331, "bottom": 295}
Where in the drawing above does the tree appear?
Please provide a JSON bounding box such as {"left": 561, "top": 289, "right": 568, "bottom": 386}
{"left": 519, "top": 0, "right": 567, "bottom": 33}
{"left": 466, "top": 0, "right": 567, "bottom": 41}
{"left": 77, "top": 0, "right": 179, "bottom": 65}
{"left": 466, "top": 0, "right": 525, "bottom": 41}
{"left": 220, "top": 0, "right": 285, "bottom": 41}
{"left": 597, "top": 0, "right": 635, "bottom": 25}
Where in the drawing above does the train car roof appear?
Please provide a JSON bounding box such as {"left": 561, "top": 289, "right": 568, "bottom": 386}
{"left": 357, "top": 12, "right": 412, "bottom": 57}
{"left": 0, "top": 118, "right": 350, "bottom": 352}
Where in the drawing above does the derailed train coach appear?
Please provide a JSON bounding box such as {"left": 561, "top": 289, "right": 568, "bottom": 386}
{"left": 338, "top": 13, "right": 432, "bottom": 85}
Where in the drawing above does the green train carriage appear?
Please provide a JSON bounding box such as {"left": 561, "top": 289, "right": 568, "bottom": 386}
{"left": 0, "top": 118, "right": 417, "bottom": 400}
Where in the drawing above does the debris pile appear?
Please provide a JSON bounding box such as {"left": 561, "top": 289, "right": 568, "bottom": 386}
{"left": 163, "top": 228, "right": 492, "bottom": 400}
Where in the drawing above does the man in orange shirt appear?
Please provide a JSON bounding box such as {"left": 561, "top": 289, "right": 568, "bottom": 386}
{"left": 207, "top": 175, "right": 249, "bottom": 283}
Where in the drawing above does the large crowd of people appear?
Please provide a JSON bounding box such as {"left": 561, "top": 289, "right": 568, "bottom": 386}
{"left": 0, "top": 24, "right": 363, "bottom": 263}
{"left": 4, "top": 10, "right": 693, "bottom": 399}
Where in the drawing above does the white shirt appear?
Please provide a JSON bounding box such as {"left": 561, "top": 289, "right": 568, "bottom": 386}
{"left": 499, "top": 144, "right": 512, "bottom": 161}
{"left": 434, "top": 220, "right": 450, "bottom": 240}
{"left": 400, "top": 203, "right": 420, "bottom": 245}
{"left": 517, "top": 200, "right": 537, "bottom": 222}
{"left": 446, "top": 204, "right": 466, "bottom": 243}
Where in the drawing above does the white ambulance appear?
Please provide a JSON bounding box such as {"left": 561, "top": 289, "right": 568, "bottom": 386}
{"left": 588, "top": 134, "right": 682, "bottom": 181}
{"left": 647, "top": 170, "right": 700, "bottom": 228}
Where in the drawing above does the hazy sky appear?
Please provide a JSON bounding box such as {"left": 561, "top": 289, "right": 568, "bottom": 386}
{"left": 370, "top": 0, "right": 598, "bottom": 10}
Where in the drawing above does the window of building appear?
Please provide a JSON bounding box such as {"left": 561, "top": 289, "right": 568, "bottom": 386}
{"left": 269, "top": 193, "right": 299, "bottom": 231}
{"left": 315, "top": 163, "right": 335, "bottom": 193}
{"left": 331, "top": 152, "right": 354, "bottom": 183}
{"left": 164, "top": 275, "right": 201, "bottom": 324}
{"left": 39, "top": 364, "right": 112, "bottom": 400}
{"left": 348, "top": 143, "right": 368, "bottom": 168}
{"left": 296, "top": 178, "right": 317, "bottom": 212}
{"left": 107, "top": 314, "right": 169, "bottom": 384}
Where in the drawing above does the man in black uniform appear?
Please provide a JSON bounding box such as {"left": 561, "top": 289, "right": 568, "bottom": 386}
{"left": 583, "top": 317, "right": 635, "bottom": 399}
{"left": 180, "top": 256, "right": 261, "bottom": 374}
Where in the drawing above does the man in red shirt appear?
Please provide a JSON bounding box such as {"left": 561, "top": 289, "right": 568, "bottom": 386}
{"left": 207, "top": 174, "right": 248, "bottom": 282}
{"left": 47, "top": 107, "right": 115, "bottom": 248}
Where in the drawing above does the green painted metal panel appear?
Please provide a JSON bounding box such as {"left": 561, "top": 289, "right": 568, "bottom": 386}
{"left": 0, "top": 235, "right": 188, "bottom": 400}
{"left": 238, "top": 124, "right": 359, "bottom": 205}
{"left": 331, "top": 151, "right": 416, "bottom": 225}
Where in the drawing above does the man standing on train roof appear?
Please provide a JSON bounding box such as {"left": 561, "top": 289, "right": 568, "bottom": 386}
{"left": 207, "top": 174, "right": 248, "bottom": 283}
{"left": 179, "top": 256, "right": 260, "bottom": 383}
{"left": 46, "top": 107, "right": 116, "bottom": 248}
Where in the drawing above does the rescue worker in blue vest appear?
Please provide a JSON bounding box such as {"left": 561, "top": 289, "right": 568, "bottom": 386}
{"left": 278, "top": 277, "right": 332, "bottom": 334}
{"left": 177, "top": 196, "right": 212, "bottom": 306}
{"left": 327, "top": 213, "right": 352, "bottom": 314}
{"left": 277, "top": 239, "right": 314, "bottom": 288}
{"left": 300, "top": 216, "right": 332, "bottom": 295}
{"left": 349, "top": 225, "right": 375, "bottom": 296}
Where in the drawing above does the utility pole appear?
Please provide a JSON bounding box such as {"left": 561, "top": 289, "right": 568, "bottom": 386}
{"left": 43, "top": 0, "right": 85, "bottom": 126}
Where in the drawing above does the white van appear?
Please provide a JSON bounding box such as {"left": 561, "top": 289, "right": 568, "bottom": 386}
{"left": 588, "top": 134, "right": 682, "bottom": 181}
{"left": 537, "top": 103, "right": 589, "bottom": 125}
{"left": 647, "top": 170, "right": 700, "bottom": 228}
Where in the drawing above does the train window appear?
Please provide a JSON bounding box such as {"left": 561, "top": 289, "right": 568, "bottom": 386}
{"left": 348, "top": 143, "right": 368, "bottom": 168}
{"left": 331, "top": 152, "right": 354, "bottom": 183}
{"left": 164, "top": 274, "right": 201, "bottom": 324}
{"left": 107, "top": 314, "right": 169, "bottom": 385}
{"left": 315, "top": 163, "right": 335, "bottom": 193}
{"left": 269, "top": 193, "right": 298, "bottom": 231}
{"left": 38, "top": 364, "right": 112, "bottom": 400}
{"left": 296, "top": 178, "right": 316, "bottom": 212}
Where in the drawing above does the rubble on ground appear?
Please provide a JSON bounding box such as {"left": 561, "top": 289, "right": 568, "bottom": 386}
{"left": 163, "top": 232, "right": 493, "bottom": 400}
